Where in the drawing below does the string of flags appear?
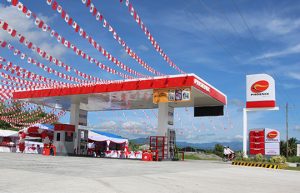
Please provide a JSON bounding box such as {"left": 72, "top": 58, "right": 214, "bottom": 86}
{"left": 43, "top": 0, "right": 146, "bottom": 78}
{"left": 0, "top": 78, "right": 51, "bottom": 90}
{"left": 0, "top": 56, "right": 72, "bottom": 87}
{"left": 7, "top": 1, "right": 133, "bottom": 80}
{"left": 119, "top": 0, "right": 185, "bottom": 74}
{"left": 1, "top": 40, "right": 92, "bottom": 84}
{"left": 0, "top": 0, "right": 190, "bottom": 129}
{"left": 80, "top": 0, "right": 164, "bottom": 76}
{"left": 0, "top": 70, "right": 56, "bottom": 90}
{"left": 6, "top": 109, "right": 65, "bottom": 127}
{"left": 0, "top": 108, "right": 43, "bottom": 123}
{"left": 0, "top": 20, "right": 103, "bottom": 83}
{"left": 0, "top": 101, "right": 28, "bottom": 114}
{"left": 0, "top": 106, "right": 42, "bottom": 119}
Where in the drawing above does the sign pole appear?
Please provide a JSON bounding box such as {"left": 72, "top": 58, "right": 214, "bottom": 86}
{"left": 243, "top": 108, "right": 248, "bottom": 158}
{"left": 286, "top": 103, "right": 289, "bottom": 157}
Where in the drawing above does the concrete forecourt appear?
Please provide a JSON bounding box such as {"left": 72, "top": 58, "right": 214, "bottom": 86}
{"left": 0, "top": 153, "right": 299, "bottom": 193}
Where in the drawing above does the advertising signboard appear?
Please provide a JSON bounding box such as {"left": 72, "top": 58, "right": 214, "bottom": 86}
{"left": 264, "top": 128, "right": 280, "bottom": 156}
{"left": 265, "top": 148, "right": 280, "bottom": 156}
{"left": 246, "top": 74, "right": 276, "bottom": 108}
{"left": 153, "top": 87, "right": 191, "bottom": 104}
{"left": 265, "top": 142, "right": 279, "bottom": 149}
{"left": 265, "top": 128, "right": 280, "bottom": 143}
{"left": 249, "top": 128, "right": 280, "bottom": 156}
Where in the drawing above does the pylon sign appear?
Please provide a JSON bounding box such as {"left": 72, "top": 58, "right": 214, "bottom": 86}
{"left": 246, "top": 74, "right": 275, "bottom": 108}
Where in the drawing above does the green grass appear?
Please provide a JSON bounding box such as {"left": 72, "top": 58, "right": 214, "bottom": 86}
{"left": 184, "top": 154, "right": 219, "bottom": 161}
{"left": 283, "top": 167, "right": 300, "bottom": 171}
{"left": 287, "top": 156, "right": 300, "bottom": 163}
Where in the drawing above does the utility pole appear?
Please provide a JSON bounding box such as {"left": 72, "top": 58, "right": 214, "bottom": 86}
{"left": 286, "top": 103, "right": 289, "bottom": 158}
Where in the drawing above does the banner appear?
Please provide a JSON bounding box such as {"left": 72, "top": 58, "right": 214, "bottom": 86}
{"left": 246, "top": 74, "right": 276, "bottom": 108}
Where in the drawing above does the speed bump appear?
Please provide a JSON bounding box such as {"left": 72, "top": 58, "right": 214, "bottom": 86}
{"left": 232, "top": 161, "right": 280, "bottom": 170}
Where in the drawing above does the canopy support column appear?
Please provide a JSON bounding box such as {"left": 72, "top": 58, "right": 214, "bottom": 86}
{"left": 70, "top": 103, "right": 79, "bottom": 154}
{"left": 157, "top": 103, "right": 170, "bottom": 136}
{"left": 157, "top": 103, "right": 174, "bottom": 159}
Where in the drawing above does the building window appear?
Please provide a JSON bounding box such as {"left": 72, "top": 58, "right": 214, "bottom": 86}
{"left": 56, "top": 133, "right": 61, "bottom": 141}
{"left": 65, "top": 132, "right": 73, "bottom": 142}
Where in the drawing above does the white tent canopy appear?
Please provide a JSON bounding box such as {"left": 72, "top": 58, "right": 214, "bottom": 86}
{"left": 88, "top": 130, "right": 128, "bottom": 144}
{"left": 0, "top": 129, "right": 18, "bottom": 137}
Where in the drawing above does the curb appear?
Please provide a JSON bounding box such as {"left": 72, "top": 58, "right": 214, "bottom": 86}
{"left": 232, "top": 161, "right": 283, "bottom": 169}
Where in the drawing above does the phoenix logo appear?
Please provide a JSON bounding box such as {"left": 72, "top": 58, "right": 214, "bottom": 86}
{"left": 267, "top": 131, "right": 278, "bottom": 139}
{"left": 251, "top": 80, "right": 269, "bottom": 93}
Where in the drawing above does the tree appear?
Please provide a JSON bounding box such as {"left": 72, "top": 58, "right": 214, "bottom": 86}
{"left": 280, "top": 137, "right": 298, "bottom": 157}
{"left": 128, "top": 141, "right": 139, "bottom": 151}
{"left": 214, "top": 144, "right": 224, "bottom": 157}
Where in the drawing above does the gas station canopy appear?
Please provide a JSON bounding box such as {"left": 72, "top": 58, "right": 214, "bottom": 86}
{"left": 13, "top": 74, "right": 227, "bottom": 111}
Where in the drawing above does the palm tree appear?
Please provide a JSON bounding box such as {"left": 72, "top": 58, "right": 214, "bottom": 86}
{"left": 280, "top": 138, "right": 298, "bottom": 157}
{"left": 287, "top": 138, "right": 297, "bottom": 156}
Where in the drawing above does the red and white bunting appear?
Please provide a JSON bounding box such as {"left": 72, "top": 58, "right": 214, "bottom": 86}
{"left": 2, "top": 41, "right": 91, "bottom": 84}
{"left": 0, "top": 19, "right": 101, "bottom": 83}
{"left": 0, "top": 108, "right": 43, "bottom": 122}
{"left": 8, "top": 2, "right": 134, "bottom": 80}
{"left": 42, "top": 0, "right": 146, "bottom": 78}
{"left": 0, "top": 73, "right": 53, "bottom": 89}
{"left": 0, "top": 57, "right": 71, "bottom": 87}
{"left": 0, "top": 106, "right": 42, "bottom": 119}
{"left": 3, "top": 109, "right": 65, "bottom": 127}
{"left": 80, "top": 0, "right": 164, "bottom": 76}
{"left": 0, "top": 101, "right": 29, "bottom": 115}
{"left": 119, "top": 0, "right": 185, "bottom": 74}
{"left": 0, "top": 77, "right": 51, "bottom": 90}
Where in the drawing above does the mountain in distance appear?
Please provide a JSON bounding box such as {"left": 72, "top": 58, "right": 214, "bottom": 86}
{"left": 130, "top": 138, "right": 242, "bottom": 151}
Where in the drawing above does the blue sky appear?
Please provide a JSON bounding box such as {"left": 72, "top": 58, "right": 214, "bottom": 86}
{"left": 0, "top": 0, "right": 299, "bottom": 143}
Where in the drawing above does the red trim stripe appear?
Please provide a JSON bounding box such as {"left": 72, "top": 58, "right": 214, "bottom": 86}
{"left": 246, "top": 101, "right": 275, "bottom": 108}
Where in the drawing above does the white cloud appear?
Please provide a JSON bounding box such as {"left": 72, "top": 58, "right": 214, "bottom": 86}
{"left": 279, "top": 82, "right": 300, "bottom": 89}
{"left": 119, "top": 49, "right": 130, "bottom": 60}
{"left": 137, "top": 45, "right": 149, "bottom": 52}
{"left": 38, "top": 42, "right": 69, "bottom": 60}
{"left": 122, "top": 121, "right": 144, "bottom": 130}
{"left": 100, "top": 121, "right": 118, "bottom": 129}
{"left": 229, "top": 99, "right": 244, "bottom": 107}
{"left": 154, "top": 4, "right": 300, "bottom": 44}
{"left": 233, "top": 134, "right": 243, "bottom": 142}
{"left": 254, "top": 43, "right": 300, "bottom": 60}
{"left": 264, "top": 18, "right": 300, "bottom": 35}
{"left": 0, "top": 5, "right": 47, "bottom": 42}
{"left": 287, "top": 72, "right": 300, "bottom": 81}
{"left": 0, "top": 4, "right": 68, "bottom": 58}
{"left": 295, "top": 125, "right": 300, "bottom": 131}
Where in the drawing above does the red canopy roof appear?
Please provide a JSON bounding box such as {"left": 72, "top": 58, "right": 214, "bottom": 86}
{"left": 13, "top": 74, "right": 226, "bottom": 111}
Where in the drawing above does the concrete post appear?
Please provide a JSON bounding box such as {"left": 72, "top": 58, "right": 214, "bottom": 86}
{"left": 157, "top": 103, "right": 174, "bottom": 159}
{"left": 157, "top": 103, "right": 170, "bottom": 136}
{"left": 243, "top": 108, "right": 248, "bottom": 158}
{"left": 70, "top": 103, "right": 80, "bottom": 154}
